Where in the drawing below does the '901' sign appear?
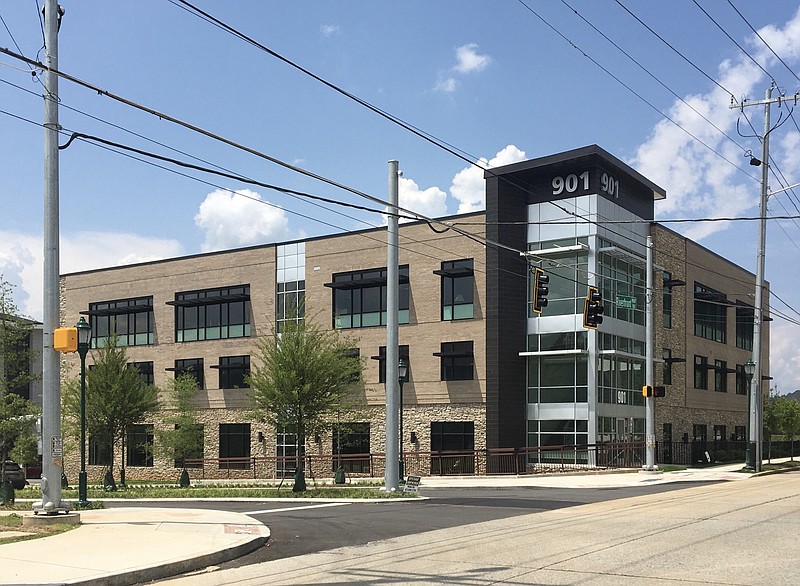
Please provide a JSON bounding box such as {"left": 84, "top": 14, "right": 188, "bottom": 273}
{"left": 551, "top": 170, "right": 619, "bottom": 198}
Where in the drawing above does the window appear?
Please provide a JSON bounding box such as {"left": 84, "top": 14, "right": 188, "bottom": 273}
{"left": 693, "top": 424, "right": 708, "bottom": 443}
{"left": 277, "top": 242, "right": 306, "bottom": 332}
{"left": 126, "top": 424, "right": 154, "bottom": 467}
{"left": 276, "top": 280, "right": 305, "bottom": 332}
{"left": 328, "top": 266, "right": 410, "bottom": 329}
{"left": 172, "top": 358, "right": 204, "bottom": 389}
{"left": 174, "top": 424, "right": 204, "bottom": 469}
{"left": 714, "top": 360, "right": 728, "bottom": 392}
{"left": 171, "top": 285, "right": 250, "bottom": 342}
{"left": 735, "top": 364, "right": 748, "bottom": 395}
{"left": 88, "top": 436, "right": 110, "bottom": 466}
{"left": 596, "top": 334, "right": 644, "bottom": 406}
{"left": 662, "top": 272, "right": 673, "bottom": 328}
{"left": 430, "top": 421, "right": 475, "bottom": 474}
{"left": 129, "top": 361, "right": 154, "bottom": 386}
{"left": 736, "top": 302, "right": 754, "bottom": 351}
{"left": 88, "top": 296, "right": 154, "bottom": 348}
{"left": 694, "top": 355, "right": 709, "bottom": 390}
{"left": 214, "top": 355, "right": 250, "bottom": 389}
{"left": 694, "top": 283, "right": 727, "bottom": 343}
{"left": 713, "top": 425, "right": 726, "bottom": 443}
{"left": 219, "top": 423, "right": 250, "bottom": 470}
{"left": 276, "top": 428, "right": 298, "bottom": 476}
{"left": 376, "top": 345, "right": 410, "bottom": 383}
{"left": 332, "top": 422, "right": 370, "bottom": 474}
{"left": 598, "top": 242, "right": 645, "bottom": 326}
{"left": 437, "top": 259, "right": 474, "bottom": 320}
{"left": 437, "top": 341, "right": 474, "bottom": 381}
{"left": 528, "top": 419, "right": 589, "bottom": 448}
{"left": 734, "top": 425, "right": 746, "bottom": 441}
{"left": 529, "top": 239, "right": 588, "bottom": 316}
{"left": 529, "top": 354, "right": 589, "bottom": 404}
{"left": 662, "top": 349, "right": 672, "bottom": 385}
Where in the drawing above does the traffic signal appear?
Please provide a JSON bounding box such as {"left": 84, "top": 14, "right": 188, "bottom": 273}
{"left": 642, "top": 385, "right": 653, "bottom": 397}
{"left": 583, "top": 287, "right": 604, "bottom": 329}
{"left": 532, "top": 268, "right": 549, "bottom": 314}
{"left": 653, "top": 386, "right": 666, "bottom": 398}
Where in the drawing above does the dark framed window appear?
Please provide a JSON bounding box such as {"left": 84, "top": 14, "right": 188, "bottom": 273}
{"left": 126, "top": 424, "right": 154, "bottom": 467}
{"left": 328, "top": 266, "right": 409, "bottom": 329}
{"left": 88, "top": 296, "right": 154, "bottom": 348}
{"left": 431, "top": 421, "right": 475, "bottom": 451}
{"left": 219, "top": 423, "right": 250, "bottom": 470}
{"left": 376, "top": 345, "right": 410, "bottom": 384}
{"left": 88, "top": 436, "right": 111, "bottom": 466}
{"left": 694, "top": 355, "right": 708, "bottom": 390}
{"left": 170, "top": 285, "right": 250, "bottom": 342}
{"left": 693, "top": 423, "right": 707, "bottom": 443}
{"left": 172, "top": 358, "right": 204, "bottom": 389}
{"left": 332, "top": 422, "right": 370, "bottom": 474}
{"left": 735, "top": 364, "right": 748, "bottom": 395}
{"left": 437, "top": 341, "right": 474, "bottom": 381}
{"left": 694, "top": 283, "right": 727, "bottom": 343}
{"left": 662, "top": 349, "right": 672, "bottom": 385}
{"left": 713, "top": 425, "right": 726, "bottom": 443}
{"left": 734, "top": 425, "right": 746, "bottom": 441}
{"left": 174, "top": 424, "right": 204, "bottom": 469}
{"left": 714, "top": 360, "right": 728, "bottom": 392}
{"left": 736, "top": 302, "right": 754, "bottom": 351}
{"left": 662, "top": 272, "right": 673, "bottom": 328}
{"left": 437, "top": 259, "right": 474, "bottom": 321}
{"left": 276, "top": 428, "right": 298, "bottom": 476}
{"left": 129, "top": 361, "right": 154, "bottom": 386}
{"left": 214, "top": 355, "right": 250, "bottom": 389}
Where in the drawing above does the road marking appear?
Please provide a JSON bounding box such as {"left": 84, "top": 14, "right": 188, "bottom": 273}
{"left": 243, "top": 502, "right": 351, "bottom": 515}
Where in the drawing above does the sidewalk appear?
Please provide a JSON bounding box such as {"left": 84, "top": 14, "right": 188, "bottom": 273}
{"left": 0, "top": 464, "right": 763, "bottom": 586}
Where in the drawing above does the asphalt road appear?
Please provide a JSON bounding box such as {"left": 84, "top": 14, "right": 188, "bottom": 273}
{"left": 108, "top": 481, "right": 716, "bottom": 570}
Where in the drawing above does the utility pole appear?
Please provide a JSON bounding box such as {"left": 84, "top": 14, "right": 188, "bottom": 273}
{"left": 34, "top": 0, "right": 68, "bottom": 515}
{"left": 384, "top": 160, "right": 400, "bottom": 491}
{"left": 730, "top": 85, "right": 795, "bottom": 473}
{"left": 644, "top": 234, "right": 657, "bottom": 471}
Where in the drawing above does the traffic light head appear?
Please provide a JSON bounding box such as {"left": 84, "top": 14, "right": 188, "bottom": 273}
{"left": 583, "top": 287, "right": 604, "bottom": 329}
{"left": 532, "top": 268, "right": 550, "bottom": 314}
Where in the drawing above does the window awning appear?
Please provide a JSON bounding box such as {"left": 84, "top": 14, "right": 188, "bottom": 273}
{"left": 433, "top": 266, "right": 474, "bottom": 278}
{"left": 166, "top": 293, "right": 250, "bottom": 307}
{"left": 325, "top": 275, "right": 409, "bottom": 290}
{"left": 81, "top": 304, "right": 153, "bottom": 317}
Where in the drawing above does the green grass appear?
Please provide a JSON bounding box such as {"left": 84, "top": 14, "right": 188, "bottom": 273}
{"left": 56, "top": 484, "right": 415, "bottom": 500}
{"left": 0, "top": 512, "right": 79, "bottom": 544}
{"left": 762, "top": 460, "right": 800, "bottom": 471}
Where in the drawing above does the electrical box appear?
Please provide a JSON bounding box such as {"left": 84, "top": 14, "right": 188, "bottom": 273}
{"left": 53, "top": 327, "right": 78, "bottom": 353}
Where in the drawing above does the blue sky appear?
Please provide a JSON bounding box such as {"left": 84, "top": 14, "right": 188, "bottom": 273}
{"left": 1, "top": 1, "right": 799, "bottom": 390}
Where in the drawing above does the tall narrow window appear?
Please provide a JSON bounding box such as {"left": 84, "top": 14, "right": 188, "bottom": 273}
{"left": 694, "top": 283, "right": 728, "bottom": 343}
{"left": 714, "top": 360, "right": 727, "bottom": 392}
{"left": 735, "top": 364, "right": 748, "bottom": 395}
{"left": 126, "top": 424, "right": 154, "bottom": 467}
{"left": 662, "top": 349, "right": 672, "bottom": 386}
{"left": 694, "top": 355, "right": 708, "bottom": 390}
{"left": 170, "top": 285, "right": 250, "bottom": 342}
{"left": 736, "top": 302, "right": 754, "bottom": 351}
{"left": 662, "top": 272, "right": 673, "bottom": 328}
{"left": 437, "top": 259, "right": 474, "bottom": 320}
{"left": 219, "top": 423, "right": 250, "bottom": 470}
{"left": 376, "top": 345, "right": 410, "bottom": 383}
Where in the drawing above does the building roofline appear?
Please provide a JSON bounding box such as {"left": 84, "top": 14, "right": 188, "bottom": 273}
{"left": 485, "top": 144, "right": 666, "bottom": 201}
{"left": 61, "top": 210, "right": 487, "bottom": 278}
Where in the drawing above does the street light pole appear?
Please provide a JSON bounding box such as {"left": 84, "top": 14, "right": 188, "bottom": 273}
{"left": 398, "top": 359, "right": 408, "bottom": 480}
{"left": 744, "top": 358, "right": 756, "bottom": 471}
{"left": 75, "top": 317, "right": 91, "bottom": 507}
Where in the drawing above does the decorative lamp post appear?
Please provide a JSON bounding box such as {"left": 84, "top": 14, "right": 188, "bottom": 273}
{"left": 76, "top": 317, "right": 92, "bottom": 507}
{"left": 398, "top": 358, "right": 408, "bottom": 480}
{"left": 744, "top": 358, "right": 756, "bottom": 471}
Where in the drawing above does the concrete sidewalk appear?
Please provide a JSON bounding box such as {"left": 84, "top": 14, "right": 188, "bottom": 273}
{"left": 0, "top": 464, "right": 767, "bottom": 586}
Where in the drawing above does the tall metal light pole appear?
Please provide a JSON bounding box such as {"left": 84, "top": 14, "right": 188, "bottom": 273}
{"left": 75, "top": 317, "right": 91, "bottom": 507}
{"left": 384, "top": 160, "right": 400, "bottom": 491}
{"left": 398, "top": 358, "right": 408, "bottom": 480}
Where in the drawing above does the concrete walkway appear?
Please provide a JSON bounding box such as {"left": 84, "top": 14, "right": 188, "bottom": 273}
{"left": 0, "top": 464, "right": 784, "bottom": 586}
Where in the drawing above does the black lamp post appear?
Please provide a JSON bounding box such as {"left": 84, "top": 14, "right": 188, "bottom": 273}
{"left": 744, "top": 358, "right": 756, "bottom": 471}
{"left": 398, "top": 358, "right": 408, "bottom": 480}
{"left": 76, "top": 317, "right": 92, "bottom": 507}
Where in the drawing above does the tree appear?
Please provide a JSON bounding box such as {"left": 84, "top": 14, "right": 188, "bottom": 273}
{"left": 778, "top": 397, "right": 800, "bottom": 461}
{"left": 763, "top": 390, "right": 781, "bottom": 463}
{"left": 63, "top": 336, "right": 158, "bottom": 489}
{"left": 0, "top": 277, "right": 40, "bottom": 495}
{"left": 154, "top": 374, "right": 203, "bottom": 487}
{"left": 248, "top": 317, "right": 364, "bottom": 491}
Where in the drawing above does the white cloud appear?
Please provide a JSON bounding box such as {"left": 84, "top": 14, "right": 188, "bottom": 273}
{"left": 435, "top": 43, "right": 492, "bottom": 92}
{"left": 770, "top": 320, "right": 800, "bottom": 394}
{"left": 194, "top": 188, "right": 292, "bottom": 252}
{"left": 320, "top": 24, "right": 340, "bottom": 37}
{"left": 398, "top": 176, "right": 448, "bottom": 221}
{"left": 632, "top": 6, "right": 800, "bottom": 242}
{"left": 450, "top": 145, "right": 527, "bottom": 213}
{"left": 454, "top": 43, "right": 492, "bottom": 74}
{"left": 0, "top": 230, "right": 183, "bottom": 320}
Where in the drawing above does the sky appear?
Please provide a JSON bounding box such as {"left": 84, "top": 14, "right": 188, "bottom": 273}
{"left": 1, "top": 1, "right": 799, "bottom": 391}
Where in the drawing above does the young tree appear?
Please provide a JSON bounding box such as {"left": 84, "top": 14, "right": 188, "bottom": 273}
{"left": 154, "top": 373, "right": 203, "bottom": 487}
{"left": 763, "top": 390, "right": 781, "bottom": 463}
{"left": 63, "top": 336, "right": 159, "bottom": 489}
{"left": 778, "top": 397, "right": 800, "bottom": 461}
{"left": 248, "top": 317, "right": 364, "bottom": 491}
